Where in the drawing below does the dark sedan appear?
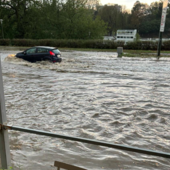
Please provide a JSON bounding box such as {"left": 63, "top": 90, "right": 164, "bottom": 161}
{"left": 16, "top": 46, "right": 62, "bottom": 63}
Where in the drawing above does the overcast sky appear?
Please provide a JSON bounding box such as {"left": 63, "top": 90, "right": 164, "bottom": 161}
{"left": 100, "top": 0, "right": 158, "bottom": 10}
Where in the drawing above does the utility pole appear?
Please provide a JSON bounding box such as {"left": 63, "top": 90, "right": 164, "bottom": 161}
{"left": 157, "top": 0, "right": 169, "bottom": 59}
{"left": 0, "top": 59, "right": 11, "bottom": 169}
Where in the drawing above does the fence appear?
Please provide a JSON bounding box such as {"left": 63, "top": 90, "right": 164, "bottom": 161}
{"left": 1, "top": 60, "right": 170, "bottom": 169}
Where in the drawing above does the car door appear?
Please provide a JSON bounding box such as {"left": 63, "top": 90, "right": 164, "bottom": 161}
{"left": 24, "top": 47, "right": 37, "bottom": 62}
{"left": 36, "top": 48, "right": 49, "bottom": 61}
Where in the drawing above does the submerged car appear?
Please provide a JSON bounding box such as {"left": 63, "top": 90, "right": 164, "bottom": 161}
{"left": 16, "top": 46, "right": 62, "bottom": 63}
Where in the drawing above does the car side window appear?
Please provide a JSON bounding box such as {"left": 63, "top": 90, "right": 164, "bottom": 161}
{"left": 37, "top": 48, "right": 49, "bottom": 53}
{"left": 26, "top": 48, "right": 36, "bottom": 54}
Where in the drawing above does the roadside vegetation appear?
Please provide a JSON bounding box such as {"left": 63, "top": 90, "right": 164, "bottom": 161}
{"left": 1, "top": 39, "right": 170, "bottom": 52}
{"left": 0, "top": 167, "right": 13, "bottom": 170}
{"left": 0, "top": 0, "right": 170, "bottom": 39}
{"left": 0, "top": 0, "right": 107, "bottom": 39}
{"left": 0, "top": 0, "right": 170, "bottom": 57}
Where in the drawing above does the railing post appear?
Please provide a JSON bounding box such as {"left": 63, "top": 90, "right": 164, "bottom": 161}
{"left": 0, "top": 59, "right": 11, "bottom": 169}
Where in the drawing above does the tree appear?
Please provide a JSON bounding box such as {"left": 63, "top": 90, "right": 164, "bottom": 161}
{"left": 130, "top": 1, "right": 150, "bottom": 30}
{"left": 0, "top": 0, "right": 41, "bottom": 38}
{"left": 0, "top": 0, "right": 107, "bottom": 39}
{"left": 136, "top": 1, "right": 170, "bottom": 37}
{"left": 59, "top": 0, "right": 107, "bottom": 39}
{"left": 97, "top": 5, "right": 123, "bottom": 35}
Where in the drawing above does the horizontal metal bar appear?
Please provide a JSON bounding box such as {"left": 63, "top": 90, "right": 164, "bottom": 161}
{"left": 3, "top": 124, "right": 170, "bottom": 158}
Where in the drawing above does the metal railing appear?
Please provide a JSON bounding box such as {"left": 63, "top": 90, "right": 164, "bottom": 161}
{"left": 1, "top": 124, "right": 170, "bottom": 159}
{"left": 1, "top": 60, "right": 170, "bottom": 169}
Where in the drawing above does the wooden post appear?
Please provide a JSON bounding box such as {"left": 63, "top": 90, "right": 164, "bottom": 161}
{"left": 0, "top": 59, "right": 11, "bottom": 169}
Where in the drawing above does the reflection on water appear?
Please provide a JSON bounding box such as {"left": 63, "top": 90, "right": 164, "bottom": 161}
{"left": 1, "top": 51, "right": 170, "bottom": 170}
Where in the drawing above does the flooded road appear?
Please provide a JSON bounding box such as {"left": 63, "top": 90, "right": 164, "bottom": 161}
{"left": 1, "top": 50, "right": 170, "bottom": 170}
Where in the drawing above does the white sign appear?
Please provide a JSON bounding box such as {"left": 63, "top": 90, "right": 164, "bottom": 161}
{"left": 160, "top": 11, "right": 167, "bottom": 32}
{"left": 160, "top": 0, "right": 169, "bottom": 32}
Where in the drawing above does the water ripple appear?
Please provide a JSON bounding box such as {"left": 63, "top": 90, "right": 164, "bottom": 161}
{"left": 1, "top": 51, "right": 170, "bottom": 170}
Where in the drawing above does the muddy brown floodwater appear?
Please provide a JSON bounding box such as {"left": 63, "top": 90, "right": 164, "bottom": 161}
{"left": 0, "top": 50, "right": 170, "bottom": 170}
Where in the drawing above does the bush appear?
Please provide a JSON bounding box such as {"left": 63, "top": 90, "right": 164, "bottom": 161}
{"left": 0, "top": 39, "right": 11, "bottom": 46}
{"left": 11, "top": 39, "right": 37, "bottom": 46}
{"left": 125, "top": 41, "right": 158, "bottom": 50}
{"left": 162, "top": 40, "right": 170, "bottom": 50}
{"left": 0, "top": 38, "right": 169, "bottom": 51}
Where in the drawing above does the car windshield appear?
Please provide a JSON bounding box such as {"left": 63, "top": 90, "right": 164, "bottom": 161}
{"left": 52, "top": 49, "right": 61, "bottom": 54}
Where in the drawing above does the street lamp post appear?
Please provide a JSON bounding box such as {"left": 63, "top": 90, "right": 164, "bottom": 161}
{"left": 0, "top": 19, "right": 4, "bottom": 39}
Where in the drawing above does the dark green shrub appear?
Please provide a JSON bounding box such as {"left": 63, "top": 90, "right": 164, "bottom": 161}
{"left": 125, "top": 42, "right": 136, "bottom": 49}
{"left": 115, "top": 41, "right": 125, "bottom": 49}
{"left": 1, "top": 39, "right": 170, "bottom": 51}
{"left": 149, "top": 41, "right": 158, "bottom": 50}
{"left": 102, "top": 41, "right": 116, "bottom": 49}
{"left": 0, "top": 39, "right": 11, "bottom": 46}
{"left": 11, "top": 39, "right": 37, "bottom": 46}
{"left": 125, "top": 41, "right": 158, "bottom": 50}
{"left": 65, "top": 39, "right": 82, "bottom": 48}
{"left": 162, "top": 40, "right": 170, "bottom": 50}
{"left": 81, "top": 40, "right": 96, "bottom": 48}
{"left": 37, "top": 39, "right": 55, "bottom": 46}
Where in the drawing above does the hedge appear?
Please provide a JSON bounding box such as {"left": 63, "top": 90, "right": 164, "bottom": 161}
{"left": 0, "top": 39, "right": 169, "bottom": 50}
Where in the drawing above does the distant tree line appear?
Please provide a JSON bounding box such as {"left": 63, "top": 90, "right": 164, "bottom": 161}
{"left": 0, "top": 0, "right": 169, "bottom": 39}
{"left": 97, "top": 0, "right": 170, "bottom": 38}
{"left": 0, "top": 0, "right": 107, "bottom": 39}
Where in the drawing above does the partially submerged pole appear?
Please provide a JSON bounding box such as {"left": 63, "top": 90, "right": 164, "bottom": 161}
{"left": 157, "top": 31, "right": 162, "bottom": 57}
{"left": 157, "top": 0, "right": 169, "bottom": 58}
{"left": 117, "top": 47, "right": 123, "bottom": 57}
{"left": 0, "top": 59, "right": 11, "bottom": 169}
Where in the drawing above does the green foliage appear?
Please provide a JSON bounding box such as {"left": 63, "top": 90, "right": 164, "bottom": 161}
{"left": 97, "top": 5, "right": 129, "bottom": 35}
{"left": 11, "top": 39, "right": 38, "bottom": 46}
{"left": 96, "top": 1, "right": 170, "bottom": 38}
{"left": 0, "top": 0, "right": 107, "bottom": 39}
{"left": 1, "top": 39, "right": 167, "bottom": 51}
{"left": 162, "top": 41, "right": 170, "bottom": 50}
{"left": 125, "top": 41, "right": 158, "bottom": 50}
{"left": 134, "top": 33, "right": 140, "bottom": 42}
{"left": 0, "top": 39, "right": 11, "bottom": 46}
{"left": 1, "top": 0, "right": 170, "bottom": 39}
{"left": 0, "top": 166, "right": 13, "bottom": 170}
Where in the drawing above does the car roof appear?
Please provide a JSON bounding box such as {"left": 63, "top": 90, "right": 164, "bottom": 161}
{"left": 35, "top": 46, "right": 56, "bottom": 49}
